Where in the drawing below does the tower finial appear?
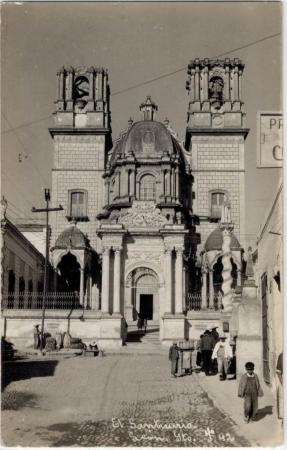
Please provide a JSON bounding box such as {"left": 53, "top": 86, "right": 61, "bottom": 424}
{"left": 139, "top": 96, "right": 158, "bottom": 121}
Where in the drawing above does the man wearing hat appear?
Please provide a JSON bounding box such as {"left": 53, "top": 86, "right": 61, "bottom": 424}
{"left": 209, "top": 325, "right": 219, "bottom": 342}
{"left": 238, "top": 362, "right": 264, "bottom": 423}
{"left": 169, "top": 342, "right": 179, "bottom": 378}
{"left": 211, "top": 333, "right": 233, "bottom": 380}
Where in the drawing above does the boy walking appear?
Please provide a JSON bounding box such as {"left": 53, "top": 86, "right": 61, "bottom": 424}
{"left": 238, "top": 362, "right": 264, "bottom": 423}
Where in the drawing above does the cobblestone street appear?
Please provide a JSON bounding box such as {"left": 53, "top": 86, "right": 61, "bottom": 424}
{"left": 2, "top": 354, "right": 250, "bottom": 447}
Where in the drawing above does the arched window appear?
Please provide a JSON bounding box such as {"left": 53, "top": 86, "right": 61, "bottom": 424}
{"left": 140, "top": 174, "right": 156, "bottom": 200}
{"left": 68, "top": 190, "right": 88, "bottom": 221}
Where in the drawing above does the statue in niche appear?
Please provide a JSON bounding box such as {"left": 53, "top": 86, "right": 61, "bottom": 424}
{"left": 209, "top": 76, "right": 224, "bottom": 110}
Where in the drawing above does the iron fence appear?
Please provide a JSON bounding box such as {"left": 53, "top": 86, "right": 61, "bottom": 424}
{"left": 2, "top": 292, "right": 82, "bottom": 310}
{"left": 186, "top": 292, "right": 202, "bottom": 311}
{"left": 186, "top": 292, "right": 222, "bottom": 311}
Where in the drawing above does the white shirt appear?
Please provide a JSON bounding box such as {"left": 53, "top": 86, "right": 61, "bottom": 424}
{"left": 212, "top": 340, "right": 233, "bottom": 359}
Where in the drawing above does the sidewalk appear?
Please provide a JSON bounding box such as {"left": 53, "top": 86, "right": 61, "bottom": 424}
{"left": 196, "top": 372, "right": 283, "bottom": 447}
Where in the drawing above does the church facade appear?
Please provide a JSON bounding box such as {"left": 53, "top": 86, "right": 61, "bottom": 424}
{"left": 46, "top": 58, "right": 249, "bottom": 347}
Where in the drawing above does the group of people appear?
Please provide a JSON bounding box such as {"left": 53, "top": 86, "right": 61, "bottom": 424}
{"left": 168, "top": 326, "right": 234, "bottom": 380}
{"left": 197, "top": 326, "right": 233, "bottom": 380}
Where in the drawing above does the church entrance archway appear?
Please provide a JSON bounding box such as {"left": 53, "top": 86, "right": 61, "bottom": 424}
{"left": 57, "top": 252, "right": 81, "bottom": 292}
{"left": 125, "top": 267, "right": 159, "bottom": 323}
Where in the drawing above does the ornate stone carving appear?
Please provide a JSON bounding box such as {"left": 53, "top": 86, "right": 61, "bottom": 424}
{"left": 127, "top": 251, "right": 162, "bottom": 265}
{"left": 102, "top": 235, "right": 123, "bottom": 251}
{"left": 118, "top": 201, "right": 168, "bottom": 228}
{"left": 163, "top": 235, "right": 185, "bottom": 252}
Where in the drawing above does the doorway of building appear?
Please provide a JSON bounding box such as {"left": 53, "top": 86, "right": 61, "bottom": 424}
{"left": 140, "top": 294, "right": 153, "bottom": 320}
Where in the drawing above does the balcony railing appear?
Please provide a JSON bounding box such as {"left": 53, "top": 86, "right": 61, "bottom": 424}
{"left": 186, "top": 292, "right": 222, "bottom": 311}
{"left": 2, "top": 292, "right": 82, "bottom": 310}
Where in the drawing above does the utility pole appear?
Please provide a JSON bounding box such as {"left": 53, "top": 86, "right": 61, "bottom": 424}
{"left": 32, "top": 189, "right": 63, "bottom": 353}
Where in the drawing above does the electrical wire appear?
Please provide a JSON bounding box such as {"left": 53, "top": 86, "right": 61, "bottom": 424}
{"left": 1, "top": 31, "right": 281, "bottom": 135}
{"left": 2, "top": 112, "right": 51, "bottom": 186}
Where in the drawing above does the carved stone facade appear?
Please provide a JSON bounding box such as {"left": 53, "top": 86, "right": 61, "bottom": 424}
{"left": 45, "top": 61, "right": 248, "bottom": 347}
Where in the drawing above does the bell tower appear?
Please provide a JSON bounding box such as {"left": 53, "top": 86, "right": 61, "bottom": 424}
{"left": 49, "top": 66, "right": 112, "bottom": 252}
{"left": 185, "top": 58, "right": 249, "bottom": 253}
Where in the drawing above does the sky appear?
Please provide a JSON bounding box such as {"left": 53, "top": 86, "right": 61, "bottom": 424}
{"left": 1, "top": 1, "right": 283, "bottom": 249}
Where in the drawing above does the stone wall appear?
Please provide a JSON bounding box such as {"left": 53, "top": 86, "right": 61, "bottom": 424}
{"left": 189, "top": 134, "right": 245, "bottom": 251}
{"left": 50, "top": 134, "right": 106, "bottom": 252}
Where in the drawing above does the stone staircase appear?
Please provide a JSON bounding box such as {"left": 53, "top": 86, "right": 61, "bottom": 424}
{"left": 109, "top": 323, "right": 166, "bottom": 355}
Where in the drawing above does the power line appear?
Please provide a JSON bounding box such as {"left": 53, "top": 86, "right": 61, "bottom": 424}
{"left": 2, "top": 112, "right": 51, "bottom": 186}
{"left": 2, "top": 171, "right": 40, "bottom": 211}
{"left": 1, "top": 31, "right": 281, "bottom": 135}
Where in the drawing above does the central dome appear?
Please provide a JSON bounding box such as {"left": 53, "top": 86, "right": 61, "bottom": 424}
{"left": 122, "top": 120, "right": 175, "bottom": 156}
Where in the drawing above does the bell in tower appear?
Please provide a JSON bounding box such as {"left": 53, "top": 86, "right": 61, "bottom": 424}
{"left": 185, "top": 58, "right": 245, "bottom": 129}
{"left": 53, "top": 66, "right": 111, "bottom": 130}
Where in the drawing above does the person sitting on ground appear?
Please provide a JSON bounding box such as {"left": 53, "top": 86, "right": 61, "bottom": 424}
{"left": 169, "top": 342, "right": 179, "bottom": 378}
{"left": 211, "top": 333, "right": 233, "bottom": 380}
{"left": 238, "top": 361, "right": 264, "bottom": 423}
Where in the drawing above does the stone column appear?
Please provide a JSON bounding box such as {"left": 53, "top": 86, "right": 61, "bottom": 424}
{"left": 167, "top": 169, "right": 171, "bottom": 197}
{"left": 202, "top": 270, "right": 207, "bottom": 309}
{"left": 113, "top": 248, "right": 121, "bottom": 314}
{"left": 195, "top": 66, "right": 200, "bottom": 101}
{"left": 116, "top": 171, "right": 121, "bottom": 198}
{"left": 165, "top": 249, "right": 172, "bottom": 313}
{"left": 97, "top": 71, "right": 103, "bottom": 100}
{"left": 130, "top": 170, "right": 135, "bottom": 198}
{"left": 67, "top": 69, "right": 73, "bottom": 100}
{"left": 233, "top": 66, "right": 239, "bottom": 101}
{"left": 220, "top": 224, "right": 234, "bottom": 312}
{"left": 79, "top": 268, "right": 84, "bottom": 306}
{"left": 175, "top": 249, "right": 183, "bottom": 313}
{"left": 209, "top": 270, "right": 214, "bottom": 308}
{"left": 89, "top": 69, "right": 94, "bottom": 100}
{"left": 224, "top": 65, "right": 230, "bottom": 101}
{"left": 162, "top": 170, "right": 165, "bottom": 197}
{"left": 190, "top": 69, "right": 195, "bottom": 102}
{"left": 171, "top": 168, "right": 174, "bottom": 200}
{"left": 101, "top": 247, "right": 110, "bottom": 313}
{"left": 239, "top": 70, "right": 242, "bottom": 101}
{"left": 202, "top": 66, "right": 209, "bottom": 101}
{"left": 103, "top": 71, "right": 107, "bottom": 101}
{"left": 175, "top": 168, "right": 179, "bottom": 201}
